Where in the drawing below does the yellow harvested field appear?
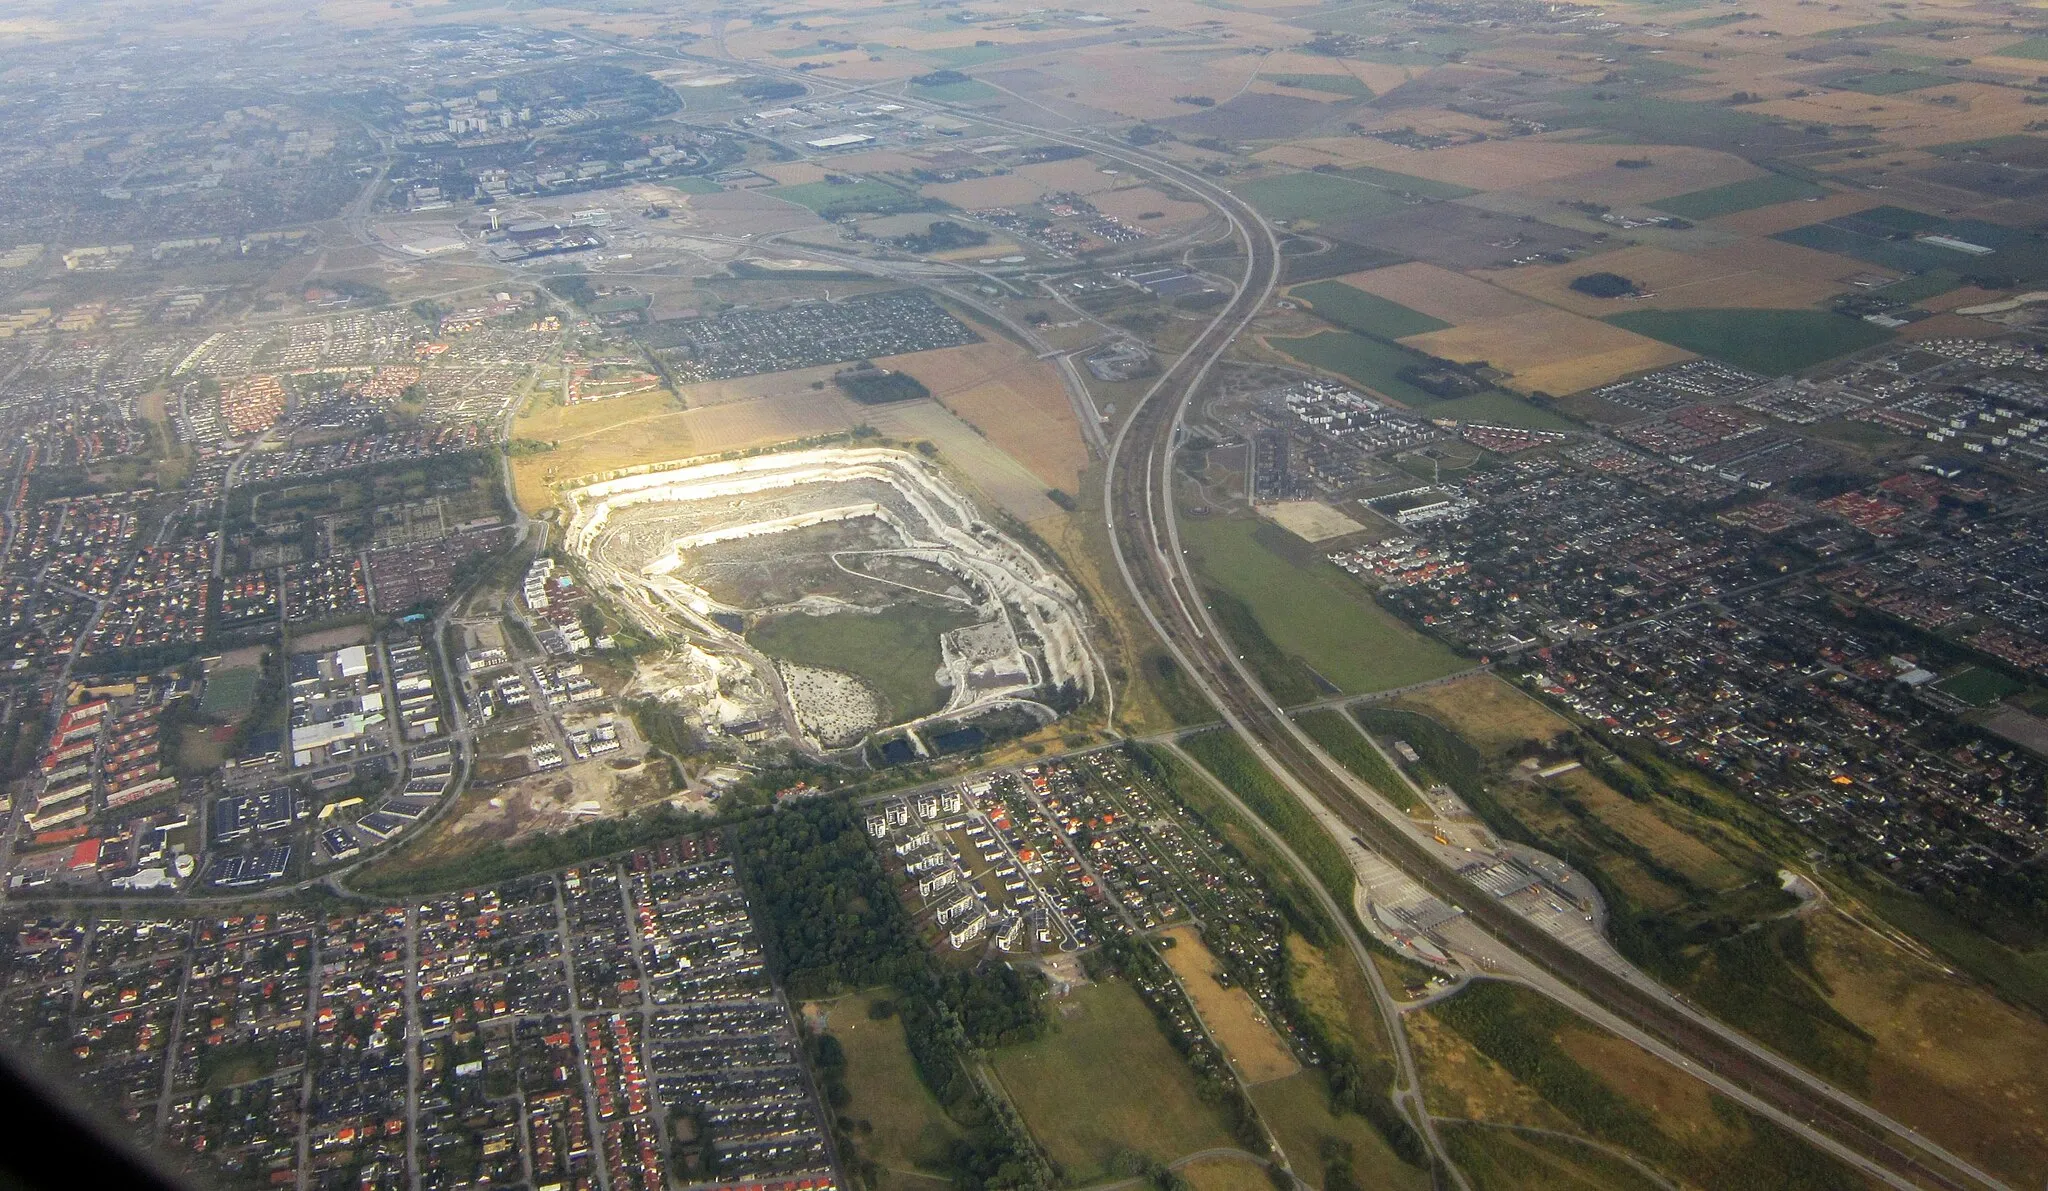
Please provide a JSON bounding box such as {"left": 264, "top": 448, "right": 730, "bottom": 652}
{"left": 1476, "top": 244, "right": 1844, "bottom": 316}
{"left": 1334, "top": 262, "right": 1542, "bottom": 324}
{"left": 1018, "top": 156, "right": 1122, "bottom": 195}
{"left": 680, "top": 389, "right": 855, "bottom": 454}
{"left": 829, "top": 149, "right": 931, "bottom": 174}
{"left": 871, "top": 334, "right": 1088, "bottom": 490}
{"left": 1902, "top": 312, "right": 2002, "bottom": 339}
{"left": 1091, "top": 185, "right": 1211, "bottom": 230}
{"left": 1710, "top": 190, "right": 1884, "bottom": 236}
{"left": 1381, "top": 140, "right": 1756, "bottom": 195}
{"left": 674, "top": 365, "right": 843, "bottom": 410}
{"left": 921, "top": 173, "right": 1047, "bottom": 208}
{"left": 1918, "top": 285, "right": 2009, "bottom": 313}
{"left": 508, "top": 390, "right": 699, "bottom": 513}
{"left": 755, "top": 161, "right": 832, "bottom": 186}
{"left": 861, "top": 398, "right": 1060, "bottom": 522}
{"left": 1258, "top": 500, "right": 1365, "bottom": 543}
{"left": 1506, "top": 152, "right": 1766, "bottom": 206}
{"left": 1400, "top": 308, "right": 1692, "bottom": 394}
{"left": 1161, "top": 927, "right": 1301, "bottom": 1084}
{"left": 1256, "top": 139, "right": 1406, "bottom": 171}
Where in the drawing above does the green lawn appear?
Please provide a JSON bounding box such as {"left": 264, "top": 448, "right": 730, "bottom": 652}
{"left": 1603, "top": 309, "right": 1892, "bottom": 377}
{"left": 772, "top": 179, "right": 926, "bottom": 219}
{"left": 1652, "top": 174, "right": 1827, "bottom": 220}
{"left": 1253, "top": 1071, "right": 1431, "bottom": 1191}
{"left": 201, "top": 667, "right": 260, "bottom": 717}
{"left": 1937, "top": 667, "right": 2024, "bottom": 708}
{"left": 829, "top": 992, "right": 962, "bottom": 1187}
{"left": 991, "top": 979, "right": 1235, "bottom": 1179}
{"left": 1261, "top": 72, "right": 1374, "bottom": 98}
{"left": 1269, "top": 331, "right": 1440, "bottom": 404}
{"left": 1409, "top": 391, "right": 1582, "bottom": 431}
{"left": 1291, "top": 281, "right": 1449, "bottom": 340}
{"left": 664, "top": 175, "right": 726, "bottom": 195}
{"left": 748, "top": 603, "right": 976, "bottom": 721}
{"left": 1232, "top": 172, "right": 1417, "bottom": 224}
{"left": 1180, "top": 515, "right": 1465, "bottom": 695}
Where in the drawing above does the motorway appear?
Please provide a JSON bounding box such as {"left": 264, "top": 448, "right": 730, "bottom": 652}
{"left": 246, "top": 32, "right": 2015, "bottom": 1189}
{"left": 1067, "top": 117, "right": 2006, "bottom": 1191}
{"left": 548, "top": 37, "right": 2021, "bottom": 1189}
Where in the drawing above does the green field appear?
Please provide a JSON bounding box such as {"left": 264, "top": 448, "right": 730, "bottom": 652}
{"left": 1652, "top": 174, "right": 1827, "bottom": 220}
{"left": 1269, "top": 331, "right": 1441, "bottom": 404}
{"left": 1261, "top": 72, "right": 1373, "bottom": 97}
{"left": 1995, "top": 36, "right": 2048, "bottom": 59}
{"left": 748, "top": 603, "right": 976, "bottom": 721}
{"left": 1936, "top": 667, "right": 2024, "bottom": 708}
{"left": 663, "top": 175, "right": 726, "bottom": 195}
{"left": 1604, "top": 309, "right": 1892, "bottom": 377}
{"left": 1292, "top": 281, "right": 1450, "bottom": 340}
{"left": 201, "top": 667, "right": 260, "bottom": 717}
{"left": 1180, "top": 516, "right": 1465, "bottom": 695}
{"left": 1410, "top": 390, "right": 1582, "bottom": 431}
{"left": 829, "top": 992, "right": 961, "bottom": 1188}
{"left": 991, "top": 979, "right": 1235, "bottom": 1179}
{"left": 1253, "top": 1071, "right": 1431, "bottom": 1191}
{"left": 1873, "top": 268, "right": 1963, "bottom": 305}
{"left": 772, "top": 179, "right": 926, "bottom": 219}
{"left": 1342, "top": 164, "right": 1476, "bottom": 200}
{"left": 1232, "top": 172, "right": 1417, "bottom": 224}
{"left": 1832, "top": 70, "right": 1951, "bottom": 94}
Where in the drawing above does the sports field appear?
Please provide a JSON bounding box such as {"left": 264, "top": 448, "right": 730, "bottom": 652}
{"left": 748, "top": 603, "right": 977, "bottom": 722}
{"left": 1604, "top": 308, "right": 1893, "bottom": 377}
{"left": 1179, "top": 515, "right": 1465, "bottom": 695}
{"left": 991, "top": 979, "right": 1236, "bottom": 1180}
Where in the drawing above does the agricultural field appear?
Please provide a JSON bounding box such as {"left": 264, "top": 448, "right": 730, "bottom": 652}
{"left": 1231, "top": 171, "right": 1421, "bottom": 224}
{"left": 991, "top": 979, "right": 1237, "bottom": 1180}
{"left": 869, "top": 333, "right": 1088, "bottom": 490}
{"left": 1178, "top": 515, "right": 1465, "bottom": 696}
{"left": 1652, "top": 174, "right": 1829, "bottom": 220}
{"left": 1603, "top": 309, "right": 1893, "bottom": 378}
{"left": 1266, "top": 331, "right": 1444, "bottom": 405}
{"left": 1290, "top": 280, "right": 1448, "bottom": 340}
{"left": 1401, "top": 309, "right": 1695, "bottom": 396}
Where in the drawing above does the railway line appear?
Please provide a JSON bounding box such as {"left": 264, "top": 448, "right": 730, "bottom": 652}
{"left": 564, "top": 34, "right": 2008, "bottom": 1190}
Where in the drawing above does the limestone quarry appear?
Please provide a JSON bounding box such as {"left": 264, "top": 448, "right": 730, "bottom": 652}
{"left": 565, "top": 447, "right": 1102, "bottom": 757}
